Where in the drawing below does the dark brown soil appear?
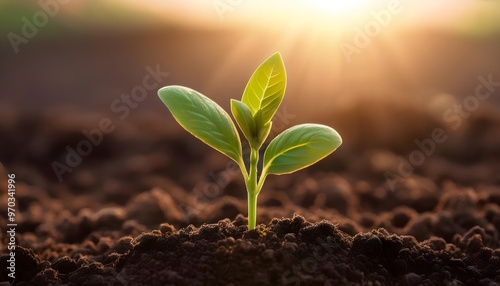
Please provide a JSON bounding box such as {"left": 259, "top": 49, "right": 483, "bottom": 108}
{"left": 7, "top": 214, "right": 500, "bottom": 286}
{"left": 1, "top": 108, "right": 500, "bottom": 286}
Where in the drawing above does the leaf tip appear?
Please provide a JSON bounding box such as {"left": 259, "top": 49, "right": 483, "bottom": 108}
{"left": 270, "top": 51, "right": 282, "bottom": 59}
{"left": 157, "top": 85, "right": 173, "bottom": 102}
{"left": 158, "top": 85, "right": 187, "bottom": 100}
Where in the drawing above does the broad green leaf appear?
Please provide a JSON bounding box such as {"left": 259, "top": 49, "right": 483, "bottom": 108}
{"left": 231, "top": 99, "right": 256, "bottom": 146}
{"left": 158, "top": 85, "right": 242, "bottom": 163}
{"left": 263, "top": 124, "right": 342, "bottom": 175}
{"left": 242, "top": 52, "right": 286, "bottom": 124}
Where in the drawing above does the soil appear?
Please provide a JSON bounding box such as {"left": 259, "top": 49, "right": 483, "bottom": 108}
{"left": 1, "top": 108, "right": 500, "bottom": 286}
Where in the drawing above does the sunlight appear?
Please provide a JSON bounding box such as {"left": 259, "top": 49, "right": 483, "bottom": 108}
{"left": 116, "top": 0, "right": 479, "bottom": 113}
{"left": 307, "top": 0, "right": 371, "bottom": 13}
{"left": 253, "top": 0, "right": 376, "bottom": 31}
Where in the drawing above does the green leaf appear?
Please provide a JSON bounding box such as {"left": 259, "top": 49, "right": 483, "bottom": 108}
{"left": 158, "top": 85, "right": 242, "bottom": 163}
{"left": 231, "top": 100, "right": 273, "bottom": 149}
{"left": 263, "top": 124, "right": 342, "bottom": 175}
{"left": 242, "top": 52, "right": 286, "bottom": 124}
{"left": 231, "top": 99, "right": 256, "bottom": 146}
{"left": 256, "top": 121, "right": 272, "bottom": 148}
{"left": 252, "top": 109, "right": 271, "bottom": 148}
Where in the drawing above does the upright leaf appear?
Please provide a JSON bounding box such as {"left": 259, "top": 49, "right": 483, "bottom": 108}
{"left": 263, "top": 124, "right": 342, "bottom": 175}
{"left": 158, "top": 85, "right": 242, "bottom": 163}
{"left": 242, "top": 52, "right": 286, "bottom": 124}
{"left": 256, "top": 121, "right": 272, "bottom": 148}
{"left": 252, "top": 109, "right": 271, "bottom": 147}
{"left": 231, "top": 99, "right": 256, "bottom": 146}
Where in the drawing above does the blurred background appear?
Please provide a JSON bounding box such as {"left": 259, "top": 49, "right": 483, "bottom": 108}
{"left": 1, "top": 0, "right": 500, "bottom": 142}
{"left": 0, "top": 0, "right": 499, "bottom": 221}
{"left": 2, "top": 4, "right": 500, "bottom": 283}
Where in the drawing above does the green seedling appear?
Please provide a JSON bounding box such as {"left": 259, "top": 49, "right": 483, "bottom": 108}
{"left": 158, "top": 52, "right": 342, "bottom": 230}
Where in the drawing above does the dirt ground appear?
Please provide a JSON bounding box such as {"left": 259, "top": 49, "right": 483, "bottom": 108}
{"left": 0, "top": 105, "right": 499, "bottom": 285}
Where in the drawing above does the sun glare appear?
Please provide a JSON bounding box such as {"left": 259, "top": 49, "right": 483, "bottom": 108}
{"left": 270, "top": 0, "right": 378, "bottom": 35}
{"left": 307, "top": 0, "right": 371, "bottom": 13}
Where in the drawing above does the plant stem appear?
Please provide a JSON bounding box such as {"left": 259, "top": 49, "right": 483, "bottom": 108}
{"left": 247, "top": 191, "right": 257, "bottom": 230}
{"left": 247, "top": 147, "right": 259, "bottom": 230}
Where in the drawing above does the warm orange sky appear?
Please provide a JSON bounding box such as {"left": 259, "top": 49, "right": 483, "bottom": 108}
{"left": 122, "top": 0, "right": 498, "bottom": 34}
{"left": 3, "top": 0, "right": 497, "bottom": 37}
{"left": 1, "top": 0, "right": 499, "bottom": 118}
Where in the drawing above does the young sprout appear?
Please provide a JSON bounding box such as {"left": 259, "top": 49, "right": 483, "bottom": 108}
{"left": 158, "top": 52, "right": 342, "bottom": 230}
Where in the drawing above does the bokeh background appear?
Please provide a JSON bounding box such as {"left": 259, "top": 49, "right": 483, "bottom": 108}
{"left": 2, "top": 0, "right": 500, "bottom": 145}
{"left": 2, "top": 3, "right": 500, "bottom": 284}
{"left": 0, "top": 0, "right": 500, "bottom": 226}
